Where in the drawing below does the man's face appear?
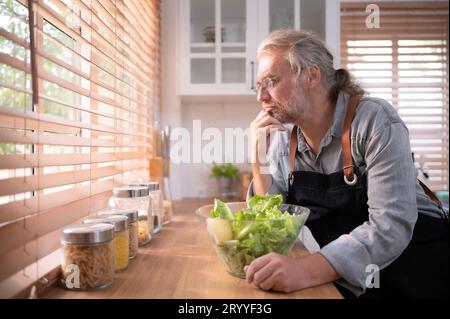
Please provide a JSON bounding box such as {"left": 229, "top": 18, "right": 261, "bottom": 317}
{"left": 256, "top": 50, "right": 309, "bottom": 124}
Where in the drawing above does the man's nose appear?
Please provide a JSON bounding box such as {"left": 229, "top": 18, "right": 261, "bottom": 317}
{"left": 257, "top": 86, "right": 270, "bottom": 104}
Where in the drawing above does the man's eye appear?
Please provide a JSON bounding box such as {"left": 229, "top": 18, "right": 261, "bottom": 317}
{"left": 267, "top": 78, "right": 277, "bottom": 88}
{"left": 255, "top": 77, "right": 278, "bottom": 92}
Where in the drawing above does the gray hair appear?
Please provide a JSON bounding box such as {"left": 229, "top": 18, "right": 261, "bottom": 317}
{"left": 258, "top": 29, "right": 364, "bottom": 101}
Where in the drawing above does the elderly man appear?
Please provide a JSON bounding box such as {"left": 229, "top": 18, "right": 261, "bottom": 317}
{"left": 246, "top": 29, "right": 448, "bottom": 298}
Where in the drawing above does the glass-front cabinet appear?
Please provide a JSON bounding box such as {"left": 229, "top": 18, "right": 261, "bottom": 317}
{"left": 179, "top": 0, "right": 258, "bottom": 96}
{"left": 257, "top": 0, "right": 339, "bottom": 58}
{"left": 264, "top": 0, "right": 326, "bottom": 40}
{"left": 177, "top": 0, "right": 339, "bottom": 96}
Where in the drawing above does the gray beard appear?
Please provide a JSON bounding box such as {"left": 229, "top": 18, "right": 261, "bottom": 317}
{"left": 271, "top": 87, "right": 309, "bottom": 124}
{"left": 285, "top": 93, "right": 308, "bottom": 124}
{"left": 270, "top": 110, "right": 290, "bottom": 124}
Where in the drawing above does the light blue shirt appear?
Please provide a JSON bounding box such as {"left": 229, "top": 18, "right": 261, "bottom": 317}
{"left": 247, "top": 91, "right": 443, "bottom": 296}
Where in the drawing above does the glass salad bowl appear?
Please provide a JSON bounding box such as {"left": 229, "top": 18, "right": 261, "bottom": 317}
{"left": 195, "top": 195, "right": 310, "bottom": 278}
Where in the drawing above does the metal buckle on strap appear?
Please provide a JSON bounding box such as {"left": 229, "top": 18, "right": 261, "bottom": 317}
{"left": 289, "top": 172, "right": 294, "bottom": 186}
{"left": 344, "top": 173, "right": 358, "bottom": 186}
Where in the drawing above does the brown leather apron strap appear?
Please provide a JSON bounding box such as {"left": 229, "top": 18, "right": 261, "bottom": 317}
{"left": 418, "top": 180, "right": 443, "bottom": 209}
{"left": 288, "top": 125, "right": 298, "bottom": 184}
{"left": 342, "top": 95, "right": 362, "bottom": 185}
{"left": 289, "top": 126, "right": 298, "bottom": 173}
{"left": 418, "top": 180, "right": 448, "bottom": 222}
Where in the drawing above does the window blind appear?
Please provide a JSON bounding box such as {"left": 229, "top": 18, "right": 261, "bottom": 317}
{"left": 341, "top": 1, "right": 449, "bottom": 191}
{"left": 0, "top": 0, "right": 160, "bottom": 296}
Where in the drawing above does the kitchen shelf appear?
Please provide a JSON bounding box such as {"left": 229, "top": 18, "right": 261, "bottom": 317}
{"left": 221, "top": 42, "right": 246, "bottom": 48}
{"left": 190, "top": 42, "right": 215, "bottom": 48}
{"left": 189, "top": 42, "right": 246, "bottom": 48}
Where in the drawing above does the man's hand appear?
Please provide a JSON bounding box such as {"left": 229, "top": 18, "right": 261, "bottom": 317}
{"left": 250, "top": 110, "right": 286, "bottom": 195}
{"left": 244, "top": 252, "right": 340, "bottom": 293}
{"left": 250, "top": 109, "right": 286, "bottom": 155}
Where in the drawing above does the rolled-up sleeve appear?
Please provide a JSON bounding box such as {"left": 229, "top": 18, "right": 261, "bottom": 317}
{"left": 319, "top": 122, "right": 417, "bottom": 295}
{"left": 246, "top": 133, "right": 289, "bottom": 202}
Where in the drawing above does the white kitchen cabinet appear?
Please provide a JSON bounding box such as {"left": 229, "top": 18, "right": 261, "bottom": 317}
{"left": 177, "top": 0, "right": 340, "bottom": 97}
{"left": 257, "top": 0, "right": 340, "bottom": 68}
{"left": 178, "top": 0, "right": 258, "bottom": 96}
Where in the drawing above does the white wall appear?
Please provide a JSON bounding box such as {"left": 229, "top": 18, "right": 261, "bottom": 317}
{"left": 161, "top": 0, "right": 260, "bottom": 199}
{"left": 161, "top": 0, "right": 183, "bottom": 199}
{"left": 179, "top": 101, "right": 259, "bottom": 198}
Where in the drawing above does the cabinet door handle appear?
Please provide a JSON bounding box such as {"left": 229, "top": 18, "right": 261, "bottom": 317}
{"left": 250, "top": 61, "right": 255, "bottom": 92}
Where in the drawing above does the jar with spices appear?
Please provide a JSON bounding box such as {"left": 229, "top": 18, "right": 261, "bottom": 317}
{"left": 110, "top": 187, "right": 153, "bottom": 246}
{"left": 97, "top": 208, "right": 139, "bottom": 259}
{"left": 163, "top": 199, "right": 173, "bottom": 225}
{"left": 83, "top": 215, "right": 129, "bottom": 272}
{"left": 60, "top": 223, "right": 115, "bottom": 290}
{"left": 129, "top": 181, "right": 163, "bottom": 233}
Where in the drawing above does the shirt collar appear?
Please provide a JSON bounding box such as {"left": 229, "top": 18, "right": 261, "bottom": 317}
{"left": 330, "top": 91, "right": 350, "bottom": 138}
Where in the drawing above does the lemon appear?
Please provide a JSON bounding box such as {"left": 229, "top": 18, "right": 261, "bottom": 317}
{"left": 206, "top": 218, "right": 233, "bottom": 245}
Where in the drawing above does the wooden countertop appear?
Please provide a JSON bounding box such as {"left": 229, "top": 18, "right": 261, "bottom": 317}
{"left": 42, "top": 198, "right": 342, "bottom": 299}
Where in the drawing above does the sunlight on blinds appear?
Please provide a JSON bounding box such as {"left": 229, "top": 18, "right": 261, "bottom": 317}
{"left": 0, "top": 0, "right": 160, "bottom": 297}
{"left": 341, "top": 1, "right": 449, "bottom": 191}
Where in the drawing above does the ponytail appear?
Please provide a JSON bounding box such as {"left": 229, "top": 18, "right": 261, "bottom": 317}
{"left": 329, "top": 68, "right": 364, "bottom": 102}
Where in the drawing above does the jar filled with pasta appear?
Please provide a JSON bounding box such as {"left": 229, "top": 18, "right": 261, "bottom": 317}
{"left": 60, "top": 223, "right": 115, "bottom": 290}
{"left": 111, "top": 187, "right": 153, "bottom": 246}
{"left": 129, "top": 181, "right": 163, "bottom": 233}
{"left": 97, "top": 208, "right": 139, "bottom": 259}
{"left": 83, "top": 215, "right": 129, "bottom": 272}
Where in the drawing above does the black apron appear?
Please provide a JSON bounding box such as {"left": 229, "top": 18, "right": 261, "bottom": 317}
{"left": 285, "top": 96, "right": 449, "bottom": 298}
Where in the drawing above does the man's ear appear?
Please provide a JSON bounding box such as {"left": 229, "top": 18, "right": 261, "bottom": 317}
{"left": 306, "top": 65, "right": 321, "bottom": 88}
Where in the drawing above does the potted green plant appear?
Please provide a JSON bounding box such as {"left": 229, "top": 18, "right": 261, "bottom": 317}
{"left": 211, "top": 162, "right": 239, "bottom": 198}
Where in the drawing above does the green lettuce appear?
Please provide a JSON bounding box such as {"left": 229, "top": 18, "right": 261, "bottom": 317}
{"left": 248, "top": 194, "right": 282, "bottom": 212}
{"left": 209, "top": 195, "right": 304, "bottom": 277}
{"left": 210, "top": 198, "right": 235, "bottom": 220}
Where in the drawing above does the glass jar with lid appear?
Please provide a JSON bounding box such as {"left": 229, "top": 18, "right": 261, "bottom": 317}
{"left": 110, "top": 187, "right": 153, "bottom": 246}
{"left": 97, "top": 208, "right": 139, "bottom": 259}
{"left": 83, "top": 215, "right": 129, "bottom": 272}
{"left": 162, "top": 199, "right": 173, "bottom": 225}
{"left": 129, "top": 181, "right": 163, "bottom": 233}
{"left": 60, "top": 223, "right": 115, "bottom": 290}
